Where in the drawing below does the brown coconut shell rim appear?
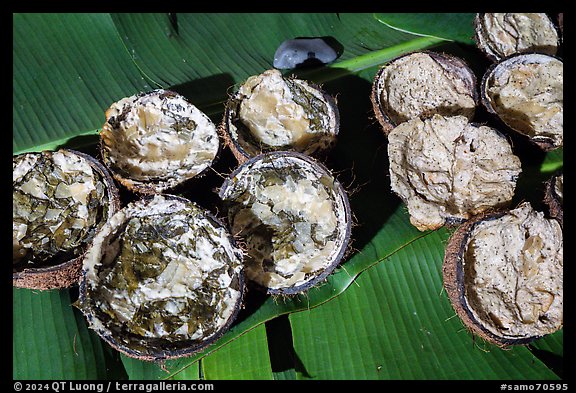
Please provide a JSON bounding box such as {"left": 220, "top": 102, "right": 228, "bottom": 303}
{"left": 543, "top": 172, "right": 563, "bottom": 226}
{"left": 386, "top": 116, "right": 518, "bottom": 232}
{"left": 77, "top": 194, "right": 245, "bottom": 362}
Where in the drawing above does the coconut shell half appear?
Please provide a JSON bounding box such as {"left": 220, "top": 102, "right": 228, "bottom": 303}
{"left": 474, "top": 13, "right": 560, "bottom": 62}
{"left": 100, "top": 89, "right": 220, "bottom": 195}
{"left": 371, "top": 51, "right": 478, "bottom": 135}
{"left": 221, "top": 69, "right": 339, "bottom": 164}
{"left": 481, "top": 53, "right": 563, "bottom": 151}
{"left": 219, "top": 151, "right": 351, "bottom": 295}
{"left": 443, "top": 202, "right": 563, "bottom": 346}
{"left": 77, "top": 194, "right": 245, "bottom": 361}
{"left": 13, "top": 149, "right": 120, "bottom": 290}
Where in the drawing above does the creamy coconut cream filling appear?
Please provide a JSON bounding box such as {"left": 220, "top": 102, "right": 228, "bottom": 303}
{"left": 101, "top": 90, "right": 219, "bottom": 191}
{"left": 476, "top": 13, "right": 559, "bottom": 60}
{"left": 484, "top": 55, "right": 563, "bottom": 148}
{"left": 228, "top": 69, "right": 337, "bottom": 157}
{"left": 462, "top": 202, "right": 563, "bottom": 339}
{"left": 13, "top": 150, "right": 111, "bottom": 267}
{"left": 388, "top": 115, "right": 521, "bottom": 231}
{"left": 376, "top": 52, "right": 476, "bottom": 125}
{"left": 82, "top": 195, "right": 243, "bottom": 347}
{"left": 239, "top": 70, "right": 311, "bottom": 147}
{"left": 220, "top": 153, "right": 349, "bottom": 291}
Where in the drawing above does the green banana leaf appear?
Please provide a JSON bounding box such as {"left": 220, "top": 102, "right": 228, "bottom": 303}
{"left": 13, "top": 13, "right": 563, "bottom": 380}
{"left": 374, "top": 13, "right": 477, "bottom": 44}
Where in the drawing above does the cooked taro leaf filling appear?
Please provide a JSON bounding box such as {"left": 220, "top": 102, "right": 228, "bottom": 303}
{"left": 86, "top": 197, "right": 242, "bottom": 351}
{"left": 13, "top": 151, "right": 111, "bottom": 269}
{"left": 101, "top": 90, "right": 219, "bottom": 187}
{"left": 222, "top": 158, "right": 348, "bottom": 291}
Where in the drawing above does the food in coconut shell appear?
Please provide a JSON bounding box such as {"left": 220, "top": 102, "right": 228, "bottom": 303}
{"left": 100, "top": 89, "right": 220, "bottom": 194}
{"left": 474, "top": 13, "right": 560, "bottom": 62}
{"left": 77, "top": 194, "right": 244, "bottom": 361}
{"left": 481, "top": 53, "right": 563, "bottom": 151}
{"left": 221, "top": 69, "right": 339, "bottom": 163}
{"left": 13, "top": 149, "right": 120, "bottom": 290}
{"left": 219, "top": 151, "right": 351, "bottom": 295}
{"left": 371, "top": 51, "right": 478, "bottom": 135}
{"left": 443, "top": 202, "right": 563, "bottom": 346}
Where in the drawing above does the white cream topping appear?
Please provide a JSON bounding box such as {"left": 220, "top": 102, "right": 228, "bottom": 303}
{"left": 13, "top": 154, "right": 39, "bottom": 182}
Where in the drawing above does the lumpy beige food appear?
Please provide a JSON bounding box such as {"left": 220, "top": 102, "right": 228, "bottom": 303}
{"left": 476, "top": 13, "right": 559, "bottom": 60}
{"left": 388, "top": 115, "right": 521, "bottom": 231}
{"left": 485, "top": 55, "right": 563, "bottom": 148}
{"left": 238, "top": 70, "right": 314, "bottom": 148}
{"left": 376, "top": 52, "right": 476, "bottom": 125}
{"left": 230, "top": 69, "right": 337, "bottom": 157}
{"left": 462, "top": 202, "right": 563, "bottom": 339}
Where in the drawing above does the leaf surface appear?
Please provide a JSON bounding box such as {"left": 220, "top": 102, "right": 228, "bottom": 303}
{"left": 374, "top": 13, "right": 477, "bottom": 44}
{"left": 289, "top": 231, "right": 561, "bottom": 379}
